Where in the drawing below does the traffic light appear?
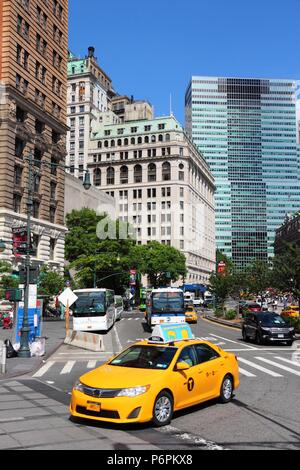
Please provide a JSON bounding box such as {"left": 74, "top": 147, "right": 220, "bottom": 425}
{"left": 5, "top": 289, "right": 23, "bottom": 302}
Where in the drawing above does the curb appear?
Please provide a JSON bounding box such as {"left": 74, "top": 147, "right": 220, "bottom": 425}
{"left": 203, "top": 315, "right": 242, "bottom": 330}
{"left": 0, "top": 339, "right": 65, "bottom": 381}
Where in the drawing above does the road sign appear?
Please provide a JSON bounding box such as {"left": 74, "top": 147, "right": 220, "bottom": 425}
{"left": 58, "top": 288, "right": 78, "bottom": 308}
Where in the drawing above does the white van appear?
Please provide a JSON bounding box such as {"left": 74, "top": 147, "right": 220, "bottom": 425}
{"left": 114, "top": 295, "right": 124, "bottom": 321}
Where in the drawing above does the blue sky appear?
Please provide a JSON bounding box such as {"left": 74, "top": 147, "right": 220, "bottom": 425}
{"left": 69, "top": 0, "right": 300, "bottom": 125}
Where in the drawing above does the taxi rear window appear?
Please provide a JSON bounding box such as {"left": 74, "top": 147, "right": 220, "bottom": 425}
{"left": 110, "top": 345, "right": 177, "bottom": 370}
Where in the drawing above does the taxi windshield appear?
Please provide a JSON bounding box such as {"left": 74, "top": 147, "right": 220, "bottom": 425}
{"left": 110, "top": 345, "right": 177, "bottom": 370}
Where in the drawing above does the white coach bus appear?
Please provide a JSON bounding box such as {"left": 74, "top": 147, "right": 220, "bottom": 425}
{"left": 72, "top": 289, "right": 115, "bottom": 332}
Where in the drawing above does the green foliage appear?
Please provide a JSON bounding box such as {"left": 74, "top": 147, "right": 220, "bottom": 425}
{"left": 65, "top": 209, "right": 136, "bottom": 293}
{"left": 225, "top": 309, "right": 237, "bottom": 320}
{"left": 245, "top": 260, "right": 272, "bottom": 297}
{"left": 214, "top": 307, "right": 224, "bottom": 318}
{"left": 38, "top": 266, "right": 64, "bottom": 297}
{"left": 209, "top": 272, "right": 233, "bottom": 306}
{"left": 272, "top": 244, "right": 300, "bottom": 303}
{"left": 130, "top": 242, "right": 187, "bottom": 288}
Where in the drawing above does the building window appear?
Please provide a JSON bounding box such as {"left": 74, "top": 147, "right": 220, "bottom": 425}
{"left": 14, "top": 166, "right": 23, "bottom": 186}
{"left": 94, "top": 168, "right": 101, "bottom": 187}
{"left": 49, "top": 238, "right": 56, "bottom": 260}
{"left": 120, "top": 166, "right": 129, "bottom": 185}
{"left": 15, "top": 138, "right": 25, "bottom": 159}
{"left": 107, "top": 167, "right": 115, "bottom": 185}
{"left": 148, "top": 163, "right": 156, "bottom": 182}
{"left": 13, "top": 194, "right": 22, "bottom": 213}
{"left": 134, "top": 164, "right": 142, "bottom": 183}
{"left": 33, "top": 201, "right": 40, "bottom": 219}
{"left": 162, "top": 162, "right": 171, "bottom": 181}
{"left": 49, "top": 206, "right": 56, "bottom": 223}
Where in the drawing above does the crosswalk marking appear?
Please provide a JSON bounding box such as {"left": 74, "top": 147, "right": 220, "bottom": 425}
{"left": 87, "top": 361, "right": 97, "bottom": 369}
{"left": 274, "top": 356, "right": 300, "bottom": 367}
{"left": 238, "top": 367, "right": 257, "bottom": 378}
{"left": 256, "top": 357, "right": 300, "bottom": 377}
{"left": 60, "top": 361, "right": 76, "bottom": 375}
{"left": 33, "top": 361, "right": 55, "bottom": 378}
{"left": 210, "top": 334, "right": 257, "bottom": 350}
{"left": 238, "top": 357, "right": 283, "bottom": 377}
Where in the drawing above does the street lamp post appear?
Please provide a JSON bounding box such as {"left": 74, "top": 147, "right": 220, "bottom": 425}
{"left": 17, "top": 152, "right": 91, "bottom": 358}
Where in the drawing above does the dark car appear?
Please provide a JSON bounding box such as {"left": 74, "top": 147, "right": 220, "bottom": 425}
{"left": 242, "top": 312, "right": 295, "bottom": 346}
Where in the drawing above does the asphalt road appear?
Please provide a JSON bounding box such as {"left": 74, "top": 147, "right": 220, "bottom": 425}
{"left": 1, "top": 310, "right": 300, "bottom": 450}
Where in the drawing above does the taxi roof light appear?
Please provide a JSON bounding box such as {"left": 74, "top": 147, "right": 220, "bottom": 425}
{"left": 148, "top": 323, "right": 194, "bottom": 345}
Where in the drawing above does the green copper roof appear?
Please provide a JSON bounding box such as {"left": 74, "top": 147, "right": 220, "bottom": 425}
{"left": 67, "top": 59, "right": 89, "bottom": 76}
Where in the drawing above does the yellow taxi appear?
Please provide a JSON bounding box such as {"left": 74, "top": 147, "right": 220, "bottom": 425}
{"left": 70, "top": 324, "right": 240, "bottom": 427}
{"left": 281, "top": 305, "right": 300, "bottom": 319}
{"left": 185, "top": 305, "right": 198, "bottom": 323}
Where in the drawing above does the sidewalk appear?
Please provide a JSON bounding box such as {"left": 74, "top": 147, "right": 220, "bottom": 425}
{"left": 0, "top": 319, "right": 66, "bottom": 379}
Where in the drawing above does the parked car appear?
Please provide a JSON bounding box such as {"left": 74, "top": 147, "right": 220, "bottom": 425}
{"left": 242, "top": 312, "right": 295, "bottom": 346}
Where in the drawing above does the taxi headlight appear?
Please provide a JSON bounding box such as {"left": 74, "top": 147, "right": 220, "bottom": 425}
{"left": 73, "top": 381, "right": 85, "bottom": 393}
{"left": 116, "top": 385, "right": 150, "bottom": 397}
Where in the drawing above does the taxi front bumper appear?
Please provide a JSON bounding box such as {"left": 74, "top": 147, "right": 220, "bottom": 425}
{"left": 70, "top": 390, "right": 154, "bottom": 424}
{"left": 185, "top": 315, "right": 197, "bottom": 323}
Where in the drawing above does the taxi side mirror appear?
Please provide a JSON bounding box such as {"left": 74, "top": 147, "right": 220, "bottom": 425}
{"left": 175, "top": 361, "right": 191, "bottom": 371}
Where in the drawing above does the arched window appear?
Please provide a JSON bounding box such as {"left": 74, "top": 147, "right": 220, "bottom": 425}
{"left": 93, "top": 168, "right": 101, "bottom": 187}
{"left": 104, "top": 140, "right": 109, "bottom": 148}
{"left": 124, "top": 138, "right": 129, "bottom": 146}
{"left": 107, "top": 167, "right": 115, "bottom": 185}
{"left": 179, "top": 163, "right": 185, "bottom": 181}
{"left": 117, "top": 139, "right": 122, "bottom": 146}
{"left": 148, "top": 163, "right": 156, "bottom": 182}
{"left": 131, "top": 137, "right": 135, "bottom": 145}
{"left": 134, "top": 164, "right": 143, "bottom": 183}
{"left": 97, "top": 141, "right": 102, "bottom": 149}
{"left": 151, "top": 135, "right": 156, "bottom": 143}
{"left": 144, "top": 136, "right": 149, "bottom": 144}
{"left": 138, "top": 137, "right": 142, "bottom": 144}
{"left": 166, "top": 133, "right": 170, "bottom": 142}
{"left": 111, "top": 140, "right": 115, "bottom": 148}
{"left": 120, "top": 165, "right": 128, "bottom": 185}
{"left": 162, "top": 162, "right": 171, "bottom": 181}
{"left": 158, "top": 134, "right": 163, "bottom": 142}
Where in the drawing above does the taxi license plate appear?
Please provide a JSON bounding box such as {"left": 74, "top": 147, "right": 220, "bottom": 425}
{"left": 87, "top": 402, "right": 101, "bottom": 412}
{"left": 278, "top": 334, "right": 284, "bottom": 338}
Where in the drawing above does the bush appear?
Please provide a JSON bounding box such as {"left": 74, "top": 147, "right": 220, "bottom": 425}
{"left": 285, "top": 317, "right": 300, "bottom": 333}
{"left": 214, "top": 308, "right": 224, "bottom": 318}
{"left": 225, "top": 309, "right": 237, "bottom": 320}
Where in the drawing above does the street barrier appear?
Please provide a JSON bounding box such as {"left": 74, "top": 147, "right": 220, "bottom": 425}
{"left": 0, "top": 340, "right": 6, "bottom": 374}
{"left": 64, "top": 330, "right": 104, "bottom": 352}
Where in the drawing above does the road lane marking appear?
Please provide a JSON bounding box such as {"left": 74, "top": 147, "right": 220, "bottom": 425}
{"left": 256, "top": 357, "right": 300, "bottom": 377}
{"left": 60, "top": 361, "right": 75, "bottom": 375}
{"left": 33, "top": 361, "right": 55, "bottom": 378}
{"left": 155, "top": 425, "right": 226, "bottom": 450}
{"left": 274, "top": 356, "right": 300, "bottom": 367}
{"left": 87, "top": 361, "right": 97, "bottom": 369}
{"left": 238, "top": 357, "right": 283, "bottom": 377}
{"left": 210, "top": 334, "right": 257, "bottom": 349}
{"left": 238, "top": 367, "right": 256, "bottom": 377}
{"left": 114, "top": 324, "right": 123, "bottom": 352}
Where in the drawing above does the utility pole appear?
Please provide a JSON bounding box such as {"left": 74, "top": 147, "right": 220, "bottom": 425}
{"left": 18, "top": 151, "right": 33, "bottom": 358}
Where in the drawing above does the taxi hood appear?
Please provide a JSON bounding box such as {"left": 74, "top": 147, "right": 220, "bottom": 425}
{"left": 79, "top": 364, "right": 165, "bottom": 389}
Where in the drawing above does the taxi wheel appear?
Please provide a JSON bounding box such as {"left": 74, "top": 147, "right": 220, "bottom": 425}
{"left": 152, "top": 391, "right": 174, "bottom": 427}
{"left": 219, "top": 375, "right": 234, "bottom": 403}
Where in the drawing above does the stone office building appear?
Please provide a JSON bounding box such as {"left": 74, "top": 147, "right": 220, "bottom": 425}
{"left": 88, "top": 102, "right": 216, "bottom": 285}
{"left": 0, "top": 0, "right": 69, "bottom": 272}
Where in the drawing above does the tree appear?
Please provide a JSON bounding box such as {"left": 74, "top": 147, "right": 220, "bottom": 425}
{"left": 0, "top": 261, "right": 18, "bottom": 298}
{"left": 272, "top": 243, "right": 300, "bottom": 308}
{"left": 65, "top": 209, "right": 136, "bottom": 293}
{"left": 245, "top": 260, "right": 272, "bottom": 302}
{"left": 38, "top": 266, "right": 65, "bottom": 297}
{"left": 208, "top": 272, "right": 233, "bottom": 311}
{"left": 131, "top": 242, "right": 187, "bottom": 288}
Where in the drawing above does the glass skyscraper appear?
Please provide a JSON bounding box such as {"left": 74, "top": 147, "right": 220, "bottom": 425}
{"left": 185, "top": 77, "right": 300, "bottom": 268}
